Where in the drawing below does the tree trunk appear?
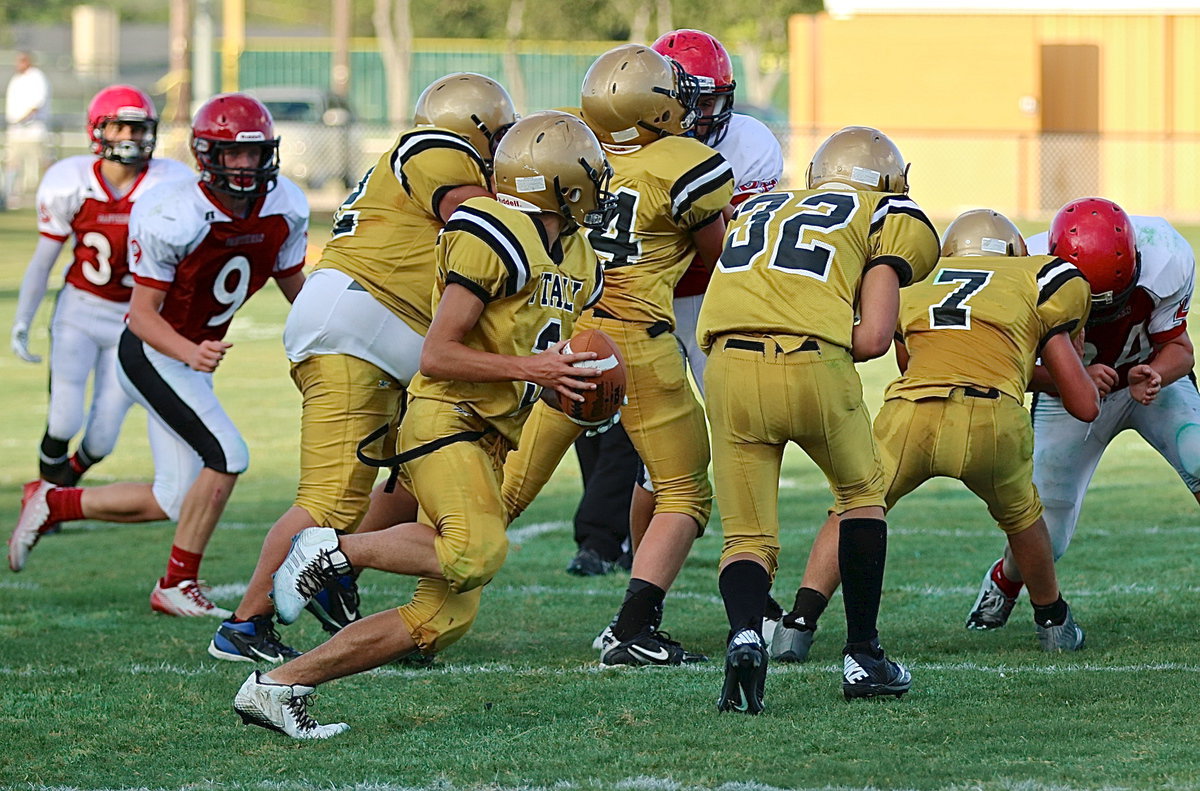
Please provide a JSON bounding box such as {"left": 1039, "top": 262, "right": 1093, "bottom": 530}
{"left": 655, "top": 0, "right": 671, "bottom": 35}
{"left": 503, "top": 0, "right": 527, "bottom": 112}
{"left": 374, "top": 0, "right": 411, "bottom": 124}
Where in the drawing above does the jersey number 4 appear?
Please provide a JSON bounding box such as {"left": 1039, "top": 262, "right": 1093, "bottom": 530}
{"left": 718, "top": 191, "right": 858, "bottom": 280}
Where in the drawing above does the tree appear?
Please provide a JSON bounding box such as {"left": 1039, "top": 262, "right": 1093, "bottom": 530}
{"left": 374, "top": 0, "right": 412, "bottom": 123}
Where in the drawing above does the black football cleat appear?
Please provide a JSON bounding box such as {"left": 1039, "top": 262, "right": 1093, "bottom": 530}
{"left": 600, "top": 628, "right": 707, "bottom": 667}
{"left": 717, "top": 629, "right": 767, "bottom": 715}
{"left": 842, "top": 638, "right": 911, "bottom": 701}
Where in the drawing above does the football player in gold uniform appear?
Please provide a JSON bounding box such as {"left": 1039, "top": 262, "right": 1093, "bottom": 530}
{"left": 501, "top": 45, "right": 735, "bottom": 666}
{"left": 209, "top": 74, "right": 517, "bottom": 664}
{"left": 232, "top": 111, "right": 612, "bottom": 739}
{"left": 774, "top": 210, "right": 1097, "bottom": 665}
{"left": 703, "top": 127, "right": 939, "bottom": 712}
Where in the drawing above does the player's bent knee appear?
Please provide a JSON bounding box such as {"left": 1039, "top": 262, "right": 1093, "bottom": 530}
{"left": 720, "top": 538, "right": 779, "bottom": 577}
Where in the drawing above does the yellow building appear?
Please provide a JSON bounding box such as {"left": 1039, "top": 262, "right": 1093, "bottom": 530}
{"left": 788, "top": 2, "right": 1200, "bottom": 221}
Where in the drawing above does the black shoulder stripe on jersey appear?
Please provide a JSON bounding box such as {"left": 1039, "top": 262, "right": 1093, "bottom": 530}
{"left": 1037, "top": 258, "right": 1086, "bottom": 305}
{"left": 392, "top": 130, "right": 486, "bottom": 197}
{"left": 1037, "top": 320, "right": 1079, "bottom": 354}
{"left": 443, "top": 204, "right": 530, "bottom": 297}
{"left": 431, "top": 184, "right": 456, "bottom": 223}
{"left": 869, "top": 194, "right": 939, "bottom": 240}
{"left": 671, "top": 154, "right": 734, "bottom": 222}
{"left": 583, "top": 260, "right": 605, "bottom": 309}
{"left": 865, "top": 254, "right": 915, "bottom": 287}
{"left": 445, "top": 271, "right": 493, "bottom": 304}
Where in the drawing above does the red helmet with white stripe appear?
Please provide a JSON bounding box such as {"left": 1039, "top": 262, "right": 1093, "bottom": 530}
{"left": 1048, "top": 197, "right": 1140, "bottom": 324}
{"left": 87, "top": 85, "right": 158, "bottom": 165}
{"left": 190, "top": 93, "right": 281, "bottom": 198}
{"left": 651, "top": 29, "right": 735, "bottom": 145}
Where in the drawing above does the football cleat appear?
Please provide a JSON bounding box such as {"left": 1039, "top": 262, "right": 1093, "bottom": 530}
{"left": 150, "top": 579, "right": 232, "bottom": 618}
{"left": 566, "top": 547, "right": 618, "bottom": 577}
{"left": 966, "top": 559, "right": 1018, "bottom": 630}
{"left": 1036, "top": 604, "right": 1086, "bottom": 652}
{"left": 305, "top": 572, "right": 361, "bottom": 634}
{"left": 8, "top": 479, "right": 54, "bottom": 572}
{"left": 770, "top": 624, "right": 816, "bottom": 663}
{"left": 272, "top": 527, "right": 352, "bottom": 625}
{"left": 209, "top": 614, "right": 301, "bottom": 664}
{"left": 599, "top": 628, "right": 708, "bottom": 667}
{"left": 234, "top": 671, "right": 348, "bottom": 740}
{"left": 592, "top": 624, "right": 616, "bottom": 652}
{"left": 717, "top": 629, "right": 767, "bottom": 715}
{"left": 842, "top": 639, "right": 911, "bottom": 701}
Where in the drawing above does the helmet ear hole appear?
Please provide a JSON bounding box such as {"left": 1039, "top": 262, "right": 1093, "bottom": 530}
{"left": 565, "top": 187, "right": 582, "bottom": 203}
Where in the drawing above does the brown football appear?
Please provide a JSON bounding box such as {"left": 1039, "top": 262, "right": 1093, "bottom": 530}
{"left": 560, "top": 328, "right": 627, "bottom": 425}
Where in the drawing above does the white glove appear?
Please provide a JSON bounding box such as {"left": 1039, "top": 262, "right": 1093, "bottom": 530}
{"left": 10, "top": 324, "right": 41, "bottom": 363}
{"left": 584, "top": 409, "right": 621, "bottom": 438}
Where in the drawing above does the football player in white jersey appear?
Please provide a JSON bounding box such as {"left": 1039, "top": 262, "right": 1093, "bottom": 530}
{"left": 966, "top": 197, "right": 1199, "bottom": 631}
{"left": 10, "top": 86, "right": 191, "bottom": 488}
{"left": 8, "top": 94, "right": 309, "bottom": 621}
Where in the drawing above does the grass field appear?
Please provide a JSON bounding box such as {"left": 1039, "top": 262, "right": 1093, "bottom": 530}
{"left": 1, "top": 206, "right": 1199, "bottom": 791}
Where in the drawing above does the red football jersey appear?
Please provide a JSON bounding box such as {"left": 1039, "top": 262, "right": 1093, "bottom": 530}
{"left": 129, "top": 177, "right": 309, "bottom": 343}
{"left": 36, "top": 156, "right": 192, "bottom": 302}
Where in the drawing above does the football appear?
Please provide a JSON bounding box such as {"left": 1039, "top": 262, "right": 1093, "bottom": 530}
{"left": 560, "top": 328, "right": 626, "bottom": 425}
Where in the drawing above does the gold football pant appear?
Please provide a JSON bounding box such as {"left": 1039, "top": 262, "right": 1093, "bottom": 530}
{"left": 874, "top": 388, "right": 1043, "bottom": 534}
{"left": 395, "top": 398, "right": 510, "bottom": 653}
{"left": 290, "top": 354, "right": 405, "bottom": 532}
{"left": 706, "top": 334, "right": 884, "bottom": 576}
{"left": 503, "top": 314, "right": 711, "bottom": 531}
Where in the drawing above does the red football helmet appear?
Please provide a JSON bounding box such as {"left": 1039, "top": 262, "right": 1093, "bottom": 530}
{"left": 1048, "top": 197, "right": 1140, "bottom": 324}
{"left": 87, "top": 85, "right": 158, "bottom": 165}
{"left": 190, "top": 93, "right": 280, "bottom": 198}
{"left": 651, "top": 29, "right": 735, "bottom": 145}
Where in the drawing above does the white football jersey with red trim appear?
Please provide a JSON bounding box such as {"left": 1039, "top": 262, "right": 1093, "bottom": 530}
{"left": 36, "top": 155, "right": 193, "bottom": 303}
{"left": 129, "top": 176, "right": 309, "bottom": 343}
{"left": 1029, "top": 215, "right": 1195, "bottom": 386}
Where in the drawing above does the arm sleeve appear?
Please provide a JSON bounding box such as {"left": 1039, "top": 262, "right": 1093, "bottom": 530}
{"left": 391, "top": 130, "right": 488, "bottom": 220}
{"left": 13, "top": 236, "right": 65, "bottom": 328}
{"left": 438, "top": 205, "right": 523, "bottom": 302}
{"left": 867, "top": 195, "right": 942, "bottom": 287}
{"left": 1035, "top": 257, "right": 1092, "bottom": 345}
{"left": 128, "top": 202, "right": 181, "bottom": 288}
{"left": 35, "top": 168, "right": 75, "bottom": 241}
{"left": 274, "top": 188, "right": 310, "bottom": 277}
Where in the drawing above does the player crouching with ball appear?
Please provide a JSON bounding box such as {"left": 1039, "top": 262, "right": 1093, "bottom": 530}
{"left": 232, "top": 111, "right": 617, "bottom": 739}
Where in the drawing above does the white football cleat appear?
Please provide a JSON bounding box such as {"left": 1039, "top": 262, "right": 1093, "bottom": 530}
{"left": 9, "top": 479, "right": 54, "bottom": 572}
{"left": 272, "top": 527, "right": 352, "bottom": 625}
{"left": 150, "top": 579, "right": 233, "bottom": 618}
{"left": 234, "top": 671, "right": 349, "bottom": 740}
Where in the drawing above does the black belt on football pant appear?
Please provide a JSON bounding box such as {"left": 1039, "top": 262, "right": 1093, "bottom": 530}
{"left": 723, "top": 338, "right": 821, "bottom": 353}
{"left": 590, "top": 308, "right": 672, "bottom": 338}
{"left": 355, "top": 398, "right": 492, "bottom": 493}
{"left": 962, "top": 386, "right": 1000, "bottom": 399}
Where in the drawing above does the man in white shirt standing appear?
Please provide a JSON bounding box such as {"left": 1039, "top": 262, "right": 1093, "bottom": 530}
{"left": 4, "top": 51, "right": 51, "bottom": 208}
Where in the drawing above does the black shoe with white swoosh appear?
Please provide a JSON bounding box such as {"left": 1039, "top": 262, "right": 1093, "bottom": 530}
{"left": 717, "top": 629, "right": 767, "bottom": 714}
{"left": 842, "top": 638, "right": 911, "bottom": 700}
{"left": 599, "top": 628, "right": 707, "bottom": 667}
{"left": 209, "top": 614, "right": 301, "bottom": 664}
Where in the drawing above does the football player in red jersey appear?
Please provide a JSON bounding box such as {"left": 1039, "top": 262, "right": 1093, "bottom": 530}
{"left": 10, "top": 86, "right": 191, "bottom": 487}
{"left": 966, "top": 197, "right": 1199, "bottom": 632}
{"left": 8, "top": 94, "right": 309, "bottom": 620}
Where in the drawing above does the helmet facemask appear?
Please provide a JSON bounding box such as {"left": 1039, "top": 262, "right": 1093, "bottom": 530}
{"left": 94, "top": 117, "right": 157, "bottom": 165}
{"left": 575, "top": 158, "right": 616, "bottom": 233}
{"left": 642, "top": 59, "right": 701, "bottom": 138}
{"left": 195, "top": 139, "right": 281, "bottom": 199}
{"left": 1085, "top": 250, "right": 1142, "bottom": 326}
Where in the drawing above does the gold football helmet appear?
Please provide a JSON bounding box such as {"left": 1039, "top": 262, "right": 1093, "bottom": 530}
{"left": 806, "top": 126, "right": 909, "bottom": 193}
{"left": 941, "top": 209, "right": 1028, "bottom": 257}
{"left": 413, "top": 73, "right": 518, "bottom": 162}
{"left": 493, "top": 110, "right": 615, "bottom": 234}
{"left": 581, "top": 44, "right": 700, "bottom": 146}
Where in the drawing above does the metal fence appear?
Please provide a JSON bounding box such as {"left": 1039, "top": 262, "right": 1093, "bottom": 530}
{"left": 6, "top": 123, "right": 1199, "bottom": 223}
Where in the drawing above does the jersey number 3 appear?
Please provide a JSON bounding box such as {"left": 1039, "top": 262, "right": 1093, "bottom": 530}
{"left": 719, "top": 191, "right": 858, "bottom": 280}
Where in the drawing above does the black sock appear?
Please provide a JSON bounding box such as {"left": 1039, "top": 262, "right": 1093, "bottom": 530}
{"left": 763, "top": 594, "right": 784, "bottom": 621}
{"left": 1033, "top": 595, "right": 1069, "bottom": 627}
{"left": 39, "top": 434, "right": 71, "bottom": 484}
{"left": 718, "top": 560, "right": 771, "bottom": 637}
{"left": 839, "top": 517, "right": 887, "bottom": 645}
{"left": 783, "top": 587, "right": 829, "bottom": 631}
{"left": 613, "top": 578, "right": 665, "bottom": 640}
